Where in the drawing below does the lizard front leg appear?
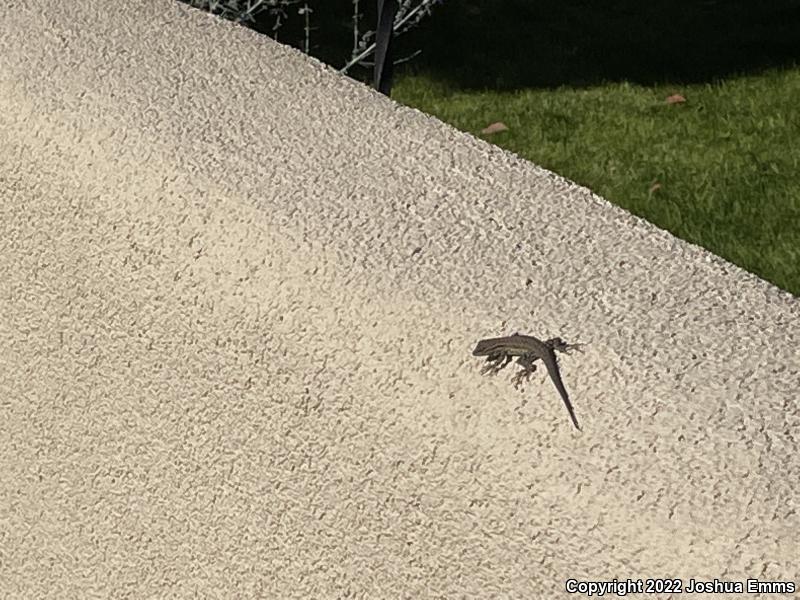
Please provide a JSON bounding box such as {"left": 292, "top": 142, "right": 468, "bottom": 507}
{"left": 511, "top": 353, "right": 538, "bottom": 389}
{"left": 480, "top": 352, "right": 513, "bottom": 376}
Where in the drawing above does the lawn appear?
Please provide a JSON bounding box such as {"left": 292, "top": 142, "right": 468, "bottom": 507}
{"left": 391, "top": 67, "right": 800, "bottom": 296}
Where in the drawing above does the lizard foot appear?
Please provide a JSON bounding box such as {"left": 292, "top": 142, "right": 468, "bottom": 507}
{"left": 511, "top": 365, "right": 536, "bottom": 389}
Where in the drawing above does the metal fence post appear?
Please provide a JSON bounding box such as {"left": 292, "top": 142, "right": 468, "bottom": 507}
{"left": 374, "top": 0, "right": 399, "bottom": 95}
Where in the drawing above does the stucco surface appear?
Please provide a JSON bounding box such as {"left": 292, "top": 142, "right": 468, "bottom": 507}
{"left": 1, "top": 1, "right": 798, "bottom": 598}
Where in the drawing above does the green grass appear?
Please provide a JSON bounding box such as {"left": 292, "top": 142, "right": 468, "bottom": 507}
{"left": 392, "top": 68, "right": 800, "bottom": 296}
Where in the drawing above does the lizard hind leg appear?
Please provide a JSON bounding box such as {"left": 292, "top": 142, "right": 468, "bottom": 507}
{"left": 547, "top": 337, "right": 586, "bottom": 355}
{"left": 511, "top": 355, "right": 537, "bottom": 389}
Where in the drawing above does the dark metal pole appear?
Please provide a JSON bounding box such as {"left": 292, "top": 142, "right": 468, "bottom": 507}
{"left": 374, "top": 0, "right": 399, "bottom": 96}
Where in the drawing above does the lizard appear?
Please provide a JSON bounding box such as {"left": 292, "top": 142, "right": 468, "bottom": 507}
{"left": 472, "top": 332, "right": 585, "bottom": 430}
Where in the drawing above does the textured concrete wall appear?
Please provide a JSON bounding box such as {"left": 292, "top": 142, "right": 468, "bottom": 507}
{"left": 1, "top": 1, "right": 798, "bottom": 598}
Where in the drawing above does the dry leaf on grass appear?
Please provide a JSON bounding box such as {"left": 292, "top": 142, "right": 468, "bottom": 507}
{"left": 481, "top": 121, "right": 509, "bottom": 135}
{"left": 649, "top": 181, "right": 662, "bottom": 194}
{"left": 665, "top": 93, "right": 686, "bottom": 105}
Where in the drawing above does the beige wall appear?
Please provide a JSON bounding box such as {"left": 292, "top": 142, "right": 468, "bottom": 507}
{"left": 1, "top": 1, "right": 798, "bottom": 597}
